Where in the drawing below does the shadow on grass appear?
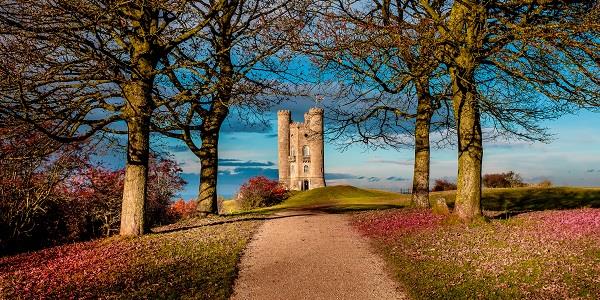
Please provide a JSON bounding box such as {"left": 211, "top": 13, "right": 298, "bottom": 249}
{"left": 484, "top": 188, "right": 600, "bottom": 210}
{"left": 437, "top": 187, "right": 600, "bottom": 219}
{"left": 152, "top": 211, "right": 317, "bottom": 235}
{"left": 308, "top": 204, "right": 407, "bottom": 213}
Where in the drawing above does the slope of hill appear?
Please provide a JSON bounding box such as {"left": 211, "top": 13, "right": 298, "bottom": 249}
{"left": 226, "top": 185, "right": 600, "bottom": 214}
{"left": 277, "top": 185, "right": 410, "bottom": 211}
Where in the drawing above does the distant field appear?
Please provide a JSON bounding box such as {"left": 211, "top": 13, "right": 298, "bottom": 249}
{"left": 225, "top": 185, "right": 600, "bottom": 214}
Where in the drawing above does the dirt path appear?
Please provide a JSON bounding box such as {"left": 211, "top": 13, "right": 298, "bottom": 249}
{"left": 230, "top": 211, "right": 405, "bottom": 300}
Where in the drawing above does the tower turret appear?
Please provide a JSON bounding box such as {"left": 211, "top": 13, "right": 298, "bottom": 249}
{"left": 307, "top": 108, "right": 325, "bottom": 188}
{"left": 277, "top": 110, "right": 291, "bottom": 186}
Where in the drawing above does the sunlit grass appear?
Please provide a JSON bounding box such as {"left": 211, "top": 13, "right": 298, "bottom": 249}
{"left": 224, "top": 185, "right": 410, "bottom": 214}
{"left": 224, "top": 185, "right": 600, "bottom": 215}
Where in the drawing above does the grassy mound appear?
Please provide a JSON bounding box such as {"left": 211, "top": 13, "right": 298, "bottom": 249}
{"left": 226, "top": 185, "right": 600, "bottom": 215}
{"left": 273, "top": 185, "right": 409, "bottom": 212}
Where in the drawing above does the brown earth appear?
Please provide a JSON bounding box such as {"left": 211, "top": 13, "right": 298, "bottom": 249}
{"left": 231, "top": 211, "right": 406, "bottom": 300}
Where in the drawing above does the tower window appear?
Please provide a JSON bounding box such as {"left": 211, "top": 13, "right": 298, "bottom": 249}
{"left": 304, "top": 165, "right": 309, "bottom": 174}
{"left": 290, "top": 147, "right": 296, "bottom": 156}
{"left": 291, "top": 165, "right": 295, "bottom": 175}
{"left": 302, "top": 145, "right": 310, "bottom": 157}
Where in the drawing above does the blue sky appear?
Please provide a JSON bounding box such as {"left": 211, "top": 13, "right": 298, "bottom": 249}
{"left": 156, "top": 98, "right": 600, "bottom": 200}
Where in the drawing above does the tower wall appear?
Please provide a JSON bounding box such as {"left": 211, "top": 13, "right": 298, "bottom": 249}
{"left": 290, "top": 123, "right": 302, "bottom": 190}
{"left": 307, "top": 108, "right": 325, "bottom": 188}
{"left": 277, "top": 110, "right": 291, "bottom": 186}
{"left": 278, "top": 107, "right": 325, "bottom": 191}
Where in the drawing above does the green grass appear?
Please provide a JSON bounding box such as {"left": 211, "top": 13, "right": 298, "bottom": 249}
{"left": 0, "top": 215, "right": 267, "bottom": 299}
{"left": 226, "top": 185, "right": 600, "bottom": 215}
{"left": 277, "top": 185, "right": 409, "bottom": 210}
{"left": 225, "top": 185, "right": 410, "bottom": 214}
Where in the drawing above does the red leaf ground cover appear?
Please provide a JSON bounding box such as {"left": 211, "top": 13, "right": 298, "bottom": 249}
{"left": 352, "top": 208, "right": 445, "bottom": 238}
{"left": 0, "top": 215, "right": 265, "bottom": 299}
{"left": 351, "top": 208, "right": 600, "bottom": 299}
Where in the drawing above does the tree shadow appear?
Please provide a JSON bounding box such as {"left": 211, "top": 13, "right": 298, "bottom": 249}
{"left": 484, "top": 187, "right": 600, "bottom": 208}
{"left": 152, "top": 211, "right": 318, "bottom": 235}
{"left": 440, "top": 187, "right": 600, "bottom": 219}
{"left": 308, "top": 204, "right": 407, "bottom": 213}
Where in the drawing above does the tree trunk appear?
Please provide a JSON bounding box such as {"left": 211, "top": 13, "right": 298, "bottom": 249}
{"left": 411, "top": 80, "right": 433, "bottom": 208}
{"left": 196, "top": 35, "right": 232, "bottom": 215}
{"left": 196, "top": 130, "right": 220, "bottom": 215}
{"left": 119, "top": 81, "right": 151, "bottom": 236}
{"left": 196, "top": 100, "right": 229, "bottom": 215}
{"left": 444, "top": 0, "right": 485, "bottom": 222}
{"left": 450, "top": 63, "right": 483, "bottom": 221}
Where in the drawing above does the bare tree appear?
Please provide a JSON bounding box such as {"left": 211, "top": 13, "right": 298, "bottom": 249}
{"left": 419, "top": 0, "right": 600, "bottom": 221}
{"left": 309, "top": 0, "right": 599, "bottom": 218}
{"left": 306, "top": 0, "right": 451, "bottom": 208}
{"left": 0, "top": 1, "right": 223, "bottom": 235}
{"left": 153, "top": 0, "right": 310, "bottom": 214}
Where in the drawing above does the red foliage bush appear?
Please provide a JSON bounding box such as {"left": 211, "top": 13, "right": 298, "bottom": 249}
{"left": 432, "top": 179, "right": 457, "bottom": 192}
{"left": 62, "top": 155, "right": 187, "bottom": 238}
{"left": 237, "top": 176, "right": 288, "bottom": 209}
{"left": 0, "top": 120, "right": 186, "bottom": 254}
{"left": 169, "top": 199, "right": 198, "bottom": 220}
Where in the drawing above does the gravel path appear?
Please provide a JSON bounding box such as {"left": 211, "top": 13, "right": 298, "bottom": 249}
{"left": 230, "top": 211, "right": 405, "bottom": 300}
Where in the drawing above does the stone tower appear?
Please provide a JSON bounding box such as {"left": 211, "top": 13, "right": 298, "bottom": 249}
{"left": 278, "top": 108, "right": 326, "bottom": 191}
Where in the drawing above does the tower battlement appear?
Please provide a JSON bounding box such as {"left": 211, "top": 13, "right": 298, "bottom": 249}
{"left": 277, "top": 108, "right": 326, "bottom": 191}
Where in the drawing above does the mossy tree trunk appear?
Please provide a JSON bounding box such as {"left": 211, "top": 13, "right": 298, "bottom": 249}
{"left": 411, "top": 78, "right": 434, "bottom": 208}
{"left": 196, "top": 106, "right": 227, "bottom": 215}
{"left": 451, "top": 64, "right": 483, "bottom": 221}
{"left": 120, "top": 79, "right": 154, "bottom": 236}
{"left": 196, "top": 42, "right": 232, "bottom": 215}
{"left": 119, "top": 15, "right": 158, "bottom": 235}
{"left": 447, "top": 2, "right": 485, "bottom": 221}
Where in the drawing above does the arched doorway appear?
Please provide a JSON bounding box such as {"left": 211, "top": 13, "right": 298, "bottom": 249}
{"left": 302, "top": 180, "right": 309, "bottom": 191}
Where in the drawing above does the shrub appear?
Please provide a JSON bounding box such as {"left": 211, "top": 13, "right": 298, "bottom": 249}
{"left": 0, "top": 121, "right": 186, "bottom": 255}
{"left": 237, "top": 176, "right": 288, "bottom": 210}
{"left": 432, "top": 179, "right": 457, "bottom": 192}
{"left": 169, "top": 199, "right": 198, "bottom": 220}
{"left": 483, "top": 171, "right": 525, "bottom": 188}
{"left": 146, "top": 156, "right": 187, "bottom": 225}
{"left": 537, "top": 179, "right": 553, "bottom": 188}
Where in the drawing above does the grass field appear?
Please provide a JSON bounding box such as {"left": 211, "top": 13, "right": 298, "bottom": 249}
{"left": 223, "top": 185, "right": 410, "bottom": 214}
{"left": 437, "top": 186, "right": 600, "bottom": 212}
{"left": 225, "top": 185, "right": 600, "bottom": 214}
{"left": 0, "top": 215, "right": 266, "bottom": 299}
{"left": 4, "top": 185, "right": 599, "bottom": 299}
